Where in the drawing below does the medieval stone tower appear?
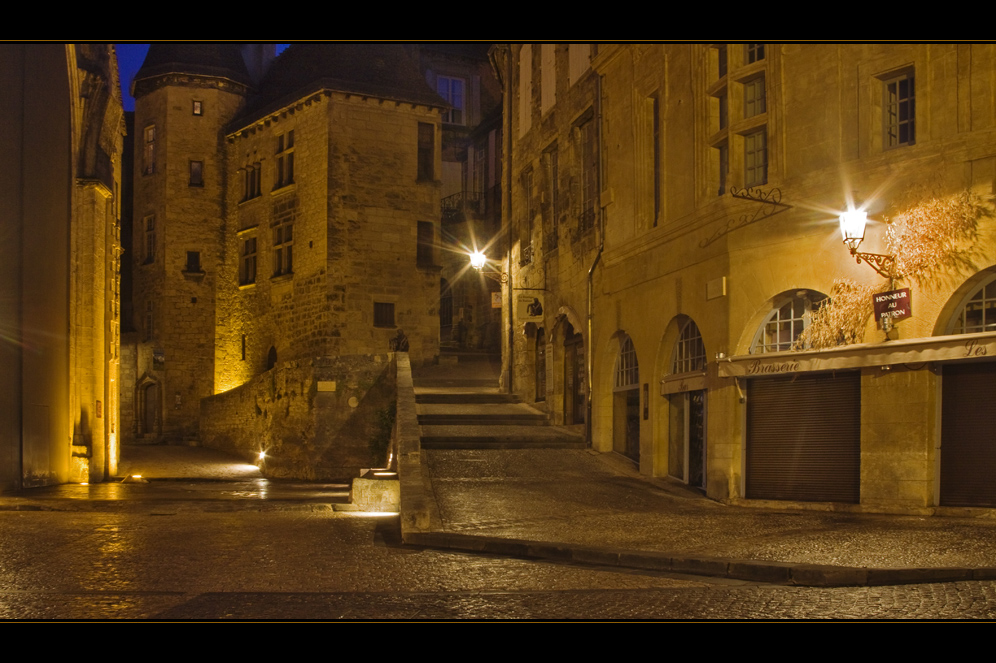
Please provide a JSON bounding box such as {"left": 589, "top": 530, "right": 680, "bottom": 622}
{"left": 126, "top": 45, "right": 273, "bottom": 443}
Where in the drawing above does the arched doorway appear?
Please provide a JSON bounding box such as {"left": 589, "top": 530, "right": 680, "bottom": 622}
{"left": 613, "top": 335, "right": 640, "bottom": 463}
{"left": 136, "top": 375, "right": 161, "bottom": 440}
{"left": 665, "top": 319, "right": 706, "bottom": 489}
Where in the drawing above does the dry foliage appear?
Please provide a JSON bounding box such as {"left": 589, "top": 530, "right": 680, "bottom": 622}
{"left": 884, "top": 185, "right": 987, "bottom": 285}
{"left": 795, "top": 187, "right": 990, "bottom": 351}
{"left": 794, "top": 279, "right": 878, "bottom": 350}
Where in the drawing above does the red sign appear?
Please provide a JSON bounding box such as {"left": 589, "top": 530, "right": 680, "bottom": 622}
{"left": 873, "top": 287, "right": 912, "bottom": 326}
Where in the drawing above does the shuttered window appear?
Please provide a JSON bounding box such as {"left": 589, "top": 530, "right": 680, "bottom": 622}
{"left": 747, "top": 371, "right": 860, "bottom": 503}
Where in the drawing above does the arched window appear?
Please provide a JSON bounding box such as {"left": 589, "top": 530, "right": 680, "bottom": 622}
{"left": 615, "top": 336, "right": 639, "bottom": 389}
{"left": 750, "top": 291, "right": 827, "bottom": 354}
{"left": 949, "top": 274, "right": 996, "bottom": 334}
{"left": 672, "top": 320, "right": 706, "bottom": 374}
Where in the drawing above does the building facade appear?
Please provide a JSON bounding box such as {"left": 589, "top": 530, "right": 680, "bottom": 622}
{"left": 501, "top": 43, "right": 996, "bottom": 513}
{"left": 0, "top": 44, "right": 125, "bottom": 489}
{"left": 122, "top": 44, "right": 499, "bottom": 476}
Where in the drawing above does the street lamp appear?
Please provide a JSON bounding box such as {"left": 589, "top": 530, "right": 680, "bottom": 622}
{"left": 838, "top": 210, "right": 898, "bottom": 282}
{"left": 470, "top": 251, "right": 508, "bottom": 284}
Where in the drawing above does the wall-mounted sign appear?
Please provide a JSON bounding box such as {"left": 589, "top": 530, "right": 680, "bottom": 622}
{"left": 516, "top": 294, "right": 544, "bottom": 321}
{"left": 873, "top": 287, "right": 912, "bottom": 327}
{"left": 492, "top": 292, "right": 502, "bottom": 309}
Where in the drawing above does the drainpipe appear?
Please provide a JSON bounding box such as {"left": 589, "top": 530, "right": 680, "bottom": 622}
{"left": 586, "top": 73, "right": 604, "bottom": 447}
{"left": 489, "top": 45, "right": 514, "bottom": 394}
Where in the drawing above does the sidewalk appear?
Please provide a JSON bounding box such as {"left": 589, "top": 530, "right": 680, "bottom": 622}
{"left": 402, "top": 352, "right": 996, "bottom": 587}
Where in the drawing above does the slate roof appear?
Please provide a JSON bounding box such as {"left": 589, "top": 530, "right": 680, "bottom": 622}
{"left": 230, "top": 43, "right": 447, "bottom": 130}
{"left": 133, "top": 44, "right": 252, "bottom": 87}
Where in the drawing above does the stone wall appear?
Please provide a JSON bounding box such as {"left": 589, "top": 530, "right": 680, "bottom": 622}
{"left": 200, "top": 353, "right": 396, "bottom": 480}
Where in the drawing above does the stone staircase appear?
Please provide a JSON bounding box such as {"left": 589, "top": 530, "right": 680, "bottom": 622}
{"left": 413, "top": 351, "right": 586, "bottom": 450}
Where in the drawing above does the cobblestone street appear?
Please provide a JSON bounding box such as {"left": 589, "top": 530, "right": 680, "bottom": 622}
{"left": 2, "top": 504, "right": 996, "bottom": 620}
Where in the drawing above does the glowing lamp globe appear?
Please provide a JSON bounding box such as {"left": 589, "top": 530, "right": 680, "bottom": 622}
{"left": 470, "top": 251, "right": 487, "bottom": 270}
{"left": 839, "top": 210, "right": 867, "bottom": 252}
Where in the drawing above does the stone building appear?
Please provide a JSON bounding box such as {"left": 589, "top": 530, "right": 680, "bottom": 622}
{"left": 0, "top": 44, "right": 125, "bottom": 489}
{"left": 500, "top": 43, "right": 996, "bottom": 513}
{"left": 122, "top": 44, "right": 500, "bottom": 477}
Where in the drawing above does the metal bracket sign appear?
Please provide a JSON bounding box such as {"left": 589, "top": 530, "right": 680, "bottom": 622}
{"left": 873, "top": 287, "right": 912, "bottom": 327}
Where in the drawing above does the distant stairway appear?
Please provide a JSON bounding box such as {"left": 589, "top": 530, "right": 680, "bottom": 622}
{"left": 414, "top": 352, "right": 586, "bottom": 450}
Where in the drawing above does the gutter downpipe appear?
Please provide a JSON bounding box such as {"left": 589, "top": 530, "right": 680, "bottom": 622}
{"left": 586, "top": 72, "right": 604, "bottom": 447}
{"left": 488, "top": 45, "right": 514, "bottom": 394}
{"left": 503, "top": 46, "right": 514, "bottom": 394}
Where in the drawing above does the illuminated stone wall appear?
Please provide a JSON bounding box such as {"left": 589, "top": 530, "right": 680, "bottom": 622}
{"left": 216, "top": 91, "right": 442, "bottom": 394}
{"left": 130, "top": 76, "right": 247, "bottom": 443}
{"left": 0, "top": 44, "right": 123, "bottom": 489}
{"left": 201, "top": 354, "right": 396, "bottom": 479}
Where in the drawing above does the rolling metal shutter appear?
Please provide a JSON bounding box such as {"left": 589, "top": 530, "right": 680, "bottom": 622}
{"left": 746, "top": 371, "right": 860, "bottom": 503}
{"left": 941, "top": 361, "right": 996, "bottom": 507}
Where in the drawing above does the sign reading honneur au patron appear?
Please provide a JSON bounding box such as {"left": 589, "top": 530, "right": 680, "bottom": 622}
{"left": 873, "top": 287, "right": 912, "bottom": 326}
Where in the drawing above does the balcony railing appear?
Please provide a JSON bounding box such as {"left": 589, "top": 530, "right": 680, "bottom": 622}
{"left": 441, "top": 190, "right": 486, "bottom": 216}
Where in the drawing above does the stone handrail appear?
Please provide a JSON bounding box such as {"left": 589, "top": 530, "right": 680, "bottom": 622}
{"left": 395, "top": 352, "right": 442, "bottom": 538}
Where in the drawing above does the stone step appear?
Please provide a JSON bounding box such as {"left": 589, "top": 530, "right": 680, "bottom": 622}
{"left": 419, "top": 425, "right": 586, "bottom": 450}
{"left": 415, "top": 392, "right": 521, "bottom": 405}
{"left": 417, "top": 413, "right": 549, "bottom": 426}
{"left": 413, "top": 378, "right": 500, "bottom": 388}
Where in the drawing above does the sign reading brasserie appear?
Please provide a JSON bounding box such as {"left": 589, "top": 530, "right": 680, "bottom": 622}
{"left": 873, "top": 287, "right": 911, "bottom": 327}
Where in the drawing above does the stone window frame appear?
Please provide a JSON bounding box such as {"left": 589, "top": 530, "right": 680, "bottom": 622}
{"left": 240, "top": 236, "right": 257, "bottom": 286}
{"left": 243, "top": 162, "right": 261, "bottom": 201}
{"left": 143, "top": 214, "right": 155, "bottom": 264}
{"left": 272, "top": 220, "right": 293, "bottom": 278}
{"left": 743, "top": 73, "right": 766, "bottom": 118}
{"left": 189, "top": 160, "right": 203, "bottom": 187}
{"left": 743, "top": 128, "right": 767, "bottom": 188}
{"left": 275, "top": 130, "right": 295, "bottom": 189}
{"left": 417, "top": 122, "right": 435, "bottom": 182}
{"left": 745, "top": 43, "right": 765, "bottom": 65}
{"left": 374, "top": 302, "right": 396, "bottom": 328}
{"left": 143, "top": 125, "right": 155, "bottom": 175}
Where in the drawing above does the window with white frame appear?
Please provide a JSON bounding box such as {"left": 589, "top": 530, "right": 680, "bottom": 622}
{"left": 672, "top": 320, "right": 706, "bottom": 374}
{"left": 884, "top": 70, "right": 915, "bottom": 148}
{"left": 437, "top": 76, "right": 465, "bottom": 125}
{"left": 744, "top": 129, "right": 767, "bottom": 187}
{"left": 950, "top": 275, "right": 996, "bottom": 334}
{"left": 744, "top": 74, "right": 766, "bottom": 118}
{"left": 750, "top": 292, "right": 827, "bottom": 354}
{"left": 615, "top": 336, "right": 639, "bottom": 389}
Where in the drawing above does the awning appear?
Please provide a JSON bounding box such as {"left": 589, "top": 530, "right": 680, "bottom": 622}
{"left": 717, "top": 331, "right": 996, "bottom": 378}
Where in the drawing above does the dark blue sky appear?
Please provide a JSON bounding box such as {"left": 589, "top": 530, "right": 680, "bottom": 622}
{"left": 116, "top": 44, "right": 289, "bottom": 112}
